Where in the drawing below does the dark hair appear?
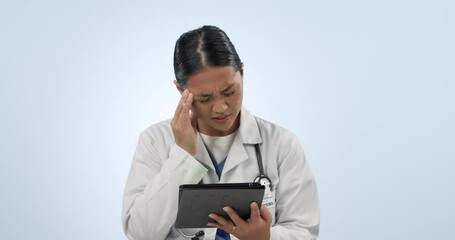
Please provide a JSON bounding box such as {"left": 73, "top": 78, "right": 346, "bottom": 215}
{"left": 173, "top": 25, "right": 243, "bottom": 87}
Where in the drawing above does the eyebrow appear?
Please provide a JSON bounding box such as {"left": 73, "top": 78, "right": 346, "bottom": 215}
{"left": 195, "top": 84, "right": 235, "bottom": 98}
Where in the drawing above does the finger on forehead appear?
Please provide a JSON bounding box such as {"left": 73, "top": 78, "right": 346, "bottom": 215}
{"left": 173, "top": 90, "right": 188, "bottom": 120}
{"left": 182, "top": 94, "right": 192, "bottom": 116}
{"left": 186, "top": 92, "right": 193, "bottom": 105}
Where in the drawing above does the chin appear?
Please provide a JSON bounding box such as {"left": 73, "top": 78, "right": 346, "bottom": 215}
{"left": 212, "top": 124, "right": 232, "bottom": 132}
{"left": 207, "top": 123, "right": 235, "bottom": 135}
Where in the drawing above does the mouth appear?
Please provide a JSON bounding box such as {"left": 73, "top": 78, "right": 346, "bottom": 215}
{"left": 212, "top": 114, "right": 231, "bottom": 124}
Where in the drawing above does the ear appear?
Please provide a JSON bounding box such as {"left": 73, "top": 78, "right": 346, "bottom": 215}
{"left": 240, "top": 62, "right": 244, "bottom": 76}
{"left": 174, "top": 80, "right": 184, "bottom": 94}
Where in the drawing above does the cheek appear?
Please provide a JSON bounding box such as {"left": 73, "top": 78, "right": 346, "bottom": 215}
{"left": 191, "top": 104, "right": 208, "bottom": 118}
{"left": 232, "top": 91, "right": 243, "bottom": 106}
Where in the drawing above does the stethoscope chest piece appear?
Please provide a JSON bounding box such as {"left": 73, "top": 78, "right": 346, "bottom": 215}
{"left": 178, "top": 229, "right": 205, "bottom": 240}
{"left": 254, "top": 175, "right": 273, "bottom": 191}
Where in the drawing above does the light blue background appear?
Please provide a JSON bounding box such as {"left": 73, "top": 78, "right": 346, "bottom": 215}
{"left": 1, "top": 1, "right": 454, "bottom": 239}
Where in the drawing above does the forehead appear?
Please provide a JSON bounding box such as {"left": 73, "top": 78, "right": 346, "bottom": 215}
{"left": 185, "top": 66, "right": 241, "bottom": 93}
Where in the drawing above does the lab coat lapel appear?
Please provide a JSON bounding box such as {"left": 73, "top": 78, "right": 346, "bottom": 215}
{"left": 193, "top": 133, "right": 215, "bottom": 172}
{"left": 222, "top": 134, "right": 249, "bottom": 174}
{"left": 222, "top": 108, "right": 262, "bottom": 174}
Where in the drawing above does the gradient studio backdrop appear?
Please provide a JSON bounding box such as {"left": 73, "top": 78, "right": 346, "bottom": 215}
{"left": 1, "top": 1, "right": 454, "bottom": 239}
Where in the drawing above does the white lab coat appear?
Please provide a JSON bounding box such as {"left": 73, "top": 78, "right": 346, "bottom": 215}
{"left": 122, "top": 108, "right": 320, "bottom": 240}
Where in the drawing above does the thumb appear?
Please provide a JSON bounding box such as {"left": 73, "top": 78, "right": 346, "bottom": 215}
{"left": 260, "top": 204, "right": 273, "bottom": 225}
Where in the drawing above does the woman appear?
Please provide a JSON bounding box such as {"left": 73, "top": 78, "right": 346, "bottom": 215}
{"left": 122, "top": 25, "right": 320, "bottom": 240}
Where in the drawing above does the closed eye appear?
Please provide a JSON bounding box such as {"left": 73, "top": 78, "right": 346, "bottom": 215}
{"left": 198, "top": 98, "right": 210, "bottom": 103}
{"left": 224, "top": 91, "right": 235, "bottom": 97}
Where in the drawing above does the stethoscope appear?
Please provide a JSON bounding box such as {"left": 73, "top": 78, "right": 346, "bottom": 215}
{"left": 253, "top": 143, "right": 273, "bottom": 191}
{"left": 179, "top": 143, "right": 272, "bottom": 240}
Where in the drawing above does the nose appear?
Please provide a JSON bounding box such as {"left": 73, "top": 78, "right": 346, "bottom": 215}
{"left": 212, "top": 98, "right": 228, "bottom": 113}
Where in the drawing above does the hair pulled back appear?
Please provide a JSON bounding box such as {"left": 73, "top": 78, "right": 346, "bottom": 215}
{"left": 173, "top": 25, "right": 242, "bottom": 87}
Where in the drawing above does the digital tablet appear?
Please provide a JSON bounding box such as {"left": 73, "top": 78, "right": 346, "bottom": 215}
{"left": 175, "top": 182, "right": 265, "bottom": 228}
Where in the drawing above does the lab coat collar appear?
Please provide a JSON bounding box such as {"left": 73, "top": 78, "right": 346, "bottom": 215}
{"left": 238, "top": 107, "right": 262, "bottom": 144}
{"left": 193, "top": 107, "right": 262, "bottom": 177}
{"left": 224, "top": 108, "right": 263, "bottom": 177}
